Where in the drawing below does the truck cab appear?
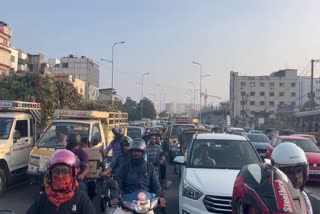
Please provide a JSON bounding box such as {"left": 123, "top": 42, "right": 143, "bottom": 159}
{"left": 0, "top": 100, "right": 41, "bottom": 194}
{"left": 27, "top": 109, "right": 128, "bottom": 181}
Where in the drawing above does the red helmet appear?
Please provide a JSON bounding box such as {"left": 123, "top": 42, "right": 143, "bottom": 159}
{"left": 232, "top": 163, "right": 308, "bottom": 214}
{"left": 48, "top": 149, "right": 79, "bottom": 176}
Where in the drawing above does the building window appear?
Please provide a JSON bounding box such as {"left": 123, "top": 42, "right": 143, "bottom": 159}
{"left": 260, "top": 82, "right": 265, "bottom": 87}
{"left": 291, "top": 92, "right": 296, "bottom": 97}
{"left": 269, "top": 82, "right": 275, "bottom": 87}
{"left": 260, "top": 92, "right": 265, "bottom": 96}
{"left": 250, "top": 91, "right": 255, "bottom": 96}
{"left": 250, "top": 101, "right": 255, "bottom": 106}
{"left": 279, "top": 82, "right": 285, "bottom": 87}
{"left": 10, "top": 55, "right": 15, "bottom": 62}
{"left": 269, "top": 101, "right": 275, "bottom": 106}
{"left": 241, "top": 101, "right": 246, "bottom": 105}
{"left": 62, "top": 63, "right": 68, "bottom": 68}
{"left": 291, "top": 102, "right": 296, "bottom": 106}
{"left": 279, "top": 92, "right": 284, "bottom": 96}
{"left": 279, "top": 101, "right": 284, "bottom": 105}
{"left": 241, "top": 110, "right": 246, "bottom": 115}
{"left": 250, "top": 82, "right": 255, "bottom": 87}
{"left": 269, "top": 92, "right": 274, "bottom": 96}
{"left": 241, "top": 91, "right": 246, "bottom": 96}
{"left": 241, "top": 82, "right": 246, "bottom": 87}
{"left": 291, "top": 82, "right": 296, "bottom": 87}
{"left": 260, "top": 101, "right": 265, "bottom": 106}
{"left": 250, "top": 111, "right": 256, "bottom": 115}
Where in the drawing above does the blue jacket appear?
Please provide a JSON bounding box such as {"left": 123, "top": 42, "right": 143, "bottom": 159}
{"left": 115, "top": 160, "right": 163, "bottom": 197}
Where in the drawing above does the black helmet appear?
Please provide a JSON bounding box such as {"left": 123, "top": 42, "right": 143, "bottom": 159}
{"left": 66, "top": 133, "right": 81, "bottom": 150}
{"left": 120, "top": 136, "right": 132, "bottom": 149}
{"left": 129, "top": 138, "right": 146, "bottom": 152}
{"left": 232, "top": 163, "right": 307, "bottom": 214}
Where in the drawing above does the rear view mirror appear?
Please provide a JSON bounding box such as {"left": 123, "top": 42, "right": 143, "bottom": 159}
{"left": 173, "top": 156, "right": 185, "bottom": 165}
{"left": 13, "top": 130, "right": 21, "bottom": 140}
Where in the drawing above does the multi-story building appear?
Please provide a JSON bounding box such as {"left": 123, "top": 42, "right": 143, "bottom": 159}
{"left": 230, "top": 69, "right": 298, "bottom": 126}
{"left": 165, "top": 102, "right": 194, "bottom": 115}
{"left": 27, "top": 53, "right": 46, "bottom": 73}
{"left": 0, "top": 22, "right": 12, "bottom": 75}
{"left": 48, "top": 55, "right": 100, "bottom": 100}
{"left": 53, "top": 74, "right": 86, "bottom": 98}
{"left": 98, "top": 88, "right": 123, "bottom": 103}
{"left": 10, "top": 47, "right": 28, "bottom": 73}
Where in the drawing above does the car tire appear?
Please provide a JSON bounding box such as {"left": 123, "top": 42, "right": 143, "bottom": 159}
{"left": 0, "top": 168, "right": 7, "bottom": 196}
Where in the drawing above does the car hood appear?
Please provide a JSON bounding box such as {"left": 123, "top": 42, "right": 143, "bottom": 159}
{"left": 251, "top": 142, "right": 269, "bottom": 149}
{"left": 305, "top": 152, "right": 320, "bottom": 164}
{"left": 185, "top": 168, "right": 239, "bottom": 196}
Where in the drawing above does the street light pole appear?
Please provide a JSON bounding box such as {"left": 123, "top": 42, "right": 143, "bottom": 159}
{"left": 188, "top": 82, "right": 196, "bottom": 117}
{"left": 192, "top": 62, "right": 210, "bottom": 124}
{"left": 152, "top": 83, "right": 160, "bottom": 113}
{"left": 140, "top": 73, "right": 150, "bottom": 119}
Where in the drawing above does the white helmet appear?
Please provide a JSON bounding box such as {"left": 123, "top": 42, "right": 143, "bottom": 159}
{"left": 271, "top": 142, "right": 309, "bottom": 189}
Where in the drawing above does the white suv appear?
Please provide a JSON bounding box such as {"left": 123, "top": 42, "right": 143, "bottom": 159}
{"left": 174, "top": 133, "right": 262, "bottom": 214}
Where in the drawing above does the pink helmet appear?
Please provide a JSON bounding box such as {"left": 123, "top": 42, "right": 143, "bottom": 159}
{"left": 48, "top": 149, "right": 78, "bottom": 176}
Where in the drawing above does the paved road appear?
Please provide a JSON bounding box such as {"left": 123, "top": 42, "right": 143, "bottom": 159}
{"left": 1, "top": 166, "right": 319, "bottom": 214}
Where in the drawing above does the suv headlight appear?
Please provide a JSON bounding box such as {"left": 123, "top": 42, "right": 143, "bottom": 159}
{"left": 182, "top": 179, "right": 203, "bottom": 200}
{"left": 29, "top": 156, "right": 40, "bottom": 166}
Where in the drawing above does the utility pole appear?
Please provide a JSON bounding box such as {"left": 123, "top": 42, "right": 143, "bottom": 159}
{"left": 311, "top": 59, "right": 315, "bottom": 111}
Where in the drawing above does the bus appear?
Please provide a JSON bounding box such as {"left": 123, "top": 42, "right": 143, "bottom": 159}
{"left": 295, "top": 109, "right": 320, "bottom": 141}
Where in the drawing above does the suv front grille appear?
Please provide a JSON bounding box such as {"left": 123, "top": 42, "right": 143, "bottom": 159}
{"left": 203, "top": 195, "right": 232, "bottom": 213}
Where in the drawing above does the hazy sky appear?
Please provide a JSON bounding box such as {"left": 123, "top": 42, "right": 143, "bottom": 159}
{"left": 2, "top": 0, "right": 320, "bottom": 106}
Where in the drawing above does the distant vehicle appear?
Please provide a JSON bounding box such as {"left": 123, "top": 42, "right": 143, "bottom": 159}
{"left": 127, "top": 126, "right": 145, "bottom": 139}
{"left": 267, "top": 135, "right": 320, "bottom": 182}
{"left": 226, "top": 127, "right": 246, "bottom": 136}
{"left": 278, "top": 129, "right": 295, "bottom": 136}
{"left": 174, "top": 133, "right": 262, "bottom": 213}
{"left": 249, "top": 130, "right": 263, "bottom": 134}
{"left": 178, "top": 128, "right": 210, "bottom": 156}
{"left": 292, "top": 134, "right": 318, "bottom": 145}
{"left": 246, "top": 133, "right": 271, "bottom": 159}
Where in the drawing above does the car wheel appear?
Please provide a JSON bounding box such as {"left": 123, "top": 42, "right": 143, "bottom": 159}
{"left": 0, "top": 168, "right": 7, "bottom": 196}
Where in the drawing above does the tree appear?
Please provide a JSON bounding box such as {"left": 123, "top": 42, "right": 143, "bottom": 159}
{"left": 302, "top": 100, "right": 320, "bottom": 111}
{"left": 80, "top": 100, "right": 117, "bottom": 111}
{"left": 158, "top": 111, "right": 169, "bottom": 118}
{"left": 121, "top": 97, "right": 140, "bottom": 121}
{"left": 139, "top": 97, "right": 156, "bottom": 119}
{"left": 0, "top": 73, "right": 82, "bottom": 126}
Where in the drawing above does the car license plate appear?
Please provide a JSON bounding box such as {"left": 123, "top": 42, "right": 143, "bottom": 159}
{"left": 39, "top": 156, "right": 50, "bottom": 172}
{"left": 309, "top": 170, "right": 320, "bottom": 174}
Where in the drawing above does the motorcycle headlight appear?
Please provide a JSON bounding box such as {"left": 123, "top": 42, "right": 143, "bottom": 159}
{"left": 182, "top": 179, "right": 203, "bottom": 200}
{"left": 29, "top": 156, "right": 40, "bottom": 166}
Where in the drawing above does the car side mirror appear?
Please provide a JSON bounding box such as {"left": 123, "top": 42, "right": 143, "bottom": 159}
{"left": 13, "top": 130, "right": 21, "bottom": 140}
{"left": 173, "top": 156, "right": 185, "bottom": 165}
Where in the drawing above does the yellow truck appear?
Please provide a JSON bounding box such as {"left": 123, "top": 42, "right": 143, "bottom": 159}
{"left": 27, "top": 109, "right": 128, "bottom": 181}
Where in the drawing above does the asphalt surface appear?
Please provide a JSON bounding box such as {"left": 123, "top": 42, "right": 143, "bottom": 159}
{"left": 1, "top": 165, "right": 319, "bottom": 214}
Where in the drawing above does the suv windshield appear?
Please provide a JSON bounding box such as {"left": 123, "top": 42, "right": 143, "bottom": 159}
{"left": 0, "top": 118, "right": 14, "bottom": 140}
{"left": 37, "top": 122, "right": 90, "bottom": 148}
{"left": 170, "top": 124, "right": 195, "bottom": 138}
{"left": 247, "top": 134, "right": 270, "bottom": 143}
{"left": 188, "top": 139, "right": 261, "bottom": 169}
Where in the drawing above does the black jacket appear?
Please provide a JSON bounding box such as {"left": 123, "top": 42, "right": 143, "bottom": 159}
{"left": 26, "top": 189, "right": 96, "bottom": 214}
{"left": 115, "top": 160, "right": 163, "bottom": 197}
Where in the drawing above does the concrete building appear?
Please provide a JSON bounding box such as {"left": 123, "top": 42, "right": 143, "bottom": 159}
{"left": 27, "top": 53, "right": 46, "bottom": 73}
{"left": 53, "top": 74, "right": 86, "bottom": 98}
{"left": 165, "top": 102, "right": 194, "bottom": 115}
{"left": 230, "top": 69, "right": 298, "bottom": 126}
{"left": 48, "top": 55, "right": 100, "bottom": 100}
{"left": 0, "top": 22, "right": 12, "bottom": 75}
{"left": 9, "top": 47, "right": 28, "bottom": 73}
{"left": 98, "top": 88, "right": 123, "bottom": 103}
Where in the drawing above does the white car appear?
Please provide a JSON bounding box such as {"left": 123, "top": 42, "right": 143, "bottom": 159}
{"left": 174, "top": 133, "right": 262, "bottom": 214}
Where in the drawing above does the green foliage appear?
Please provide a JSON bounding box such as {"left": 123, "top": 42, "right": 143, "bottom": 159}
{"left": 0, "top": 73, "right": 82, "bottom": 126}
{"left": 80, "top": 100, "right": 118, "bottom": 112}
{"left": 139, "top": 97, "right": 156, "bottom": 119}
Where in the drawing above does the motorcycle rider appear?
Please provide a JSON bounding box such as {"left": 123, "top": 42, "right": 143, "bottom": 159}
{"left": 146, "top": 133, "right": 165, "bottom": 180}
{"left": 101, "top": 127, "right": 125, "bottom": 158}
{"left": 232, "top": 163, "right": 308, "bottom": 214}
{"left": 271, "top": 142, "right": 313, "bottom": 214}
{"left": 27, "top": 150, "right": 96, "bottom": 214}
{"left": 111, "top": 138, "right": 166, "bottom": 213}
{"left": 66, "top": 133, "right": 89, "bottom": 192}
{"left": 101, "top": 136, "right": 132, "bottom": 177}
